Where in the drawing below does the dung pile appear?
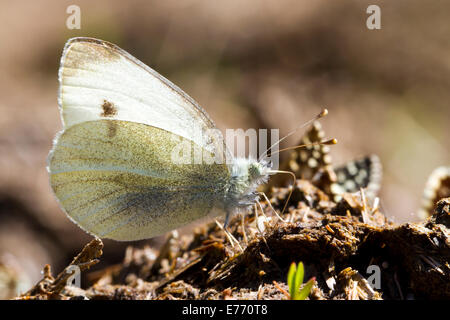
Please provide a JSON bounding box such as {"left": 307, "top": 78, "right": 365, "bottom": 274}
{"left": 15, "top": 181, "right": 449, "bottom": 300}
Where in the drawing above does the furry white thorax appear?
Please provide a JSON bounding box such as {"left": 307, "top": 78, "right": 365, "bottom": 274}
{"left": 224, "top": 157, "right": 272, "bottom": 213}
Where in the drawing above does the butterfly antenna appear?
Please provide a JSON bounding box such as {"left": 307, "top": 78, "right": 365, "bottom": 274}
{"left": 269, "top": 138, "right": 337, "bottom": 157}
{"left": 259, "top": 108, "right": 328, "bottom": 161}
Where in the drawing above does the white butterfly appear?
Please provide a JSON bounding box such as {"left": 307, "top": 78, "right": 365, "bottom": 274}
{"left": 48, "top": 38, "right": 274, "bottom": 241}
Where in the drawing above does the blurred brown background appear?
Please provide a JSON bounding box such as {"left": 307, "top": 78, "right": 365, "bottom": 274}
{"left": 0, "top": 0, "right": 448, "bottom": 297}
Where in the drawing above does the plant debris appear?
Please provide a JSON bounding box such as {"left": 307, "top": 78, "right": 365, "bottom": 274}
{"left": 17, "top": 238, "right": 103, "bottom": 300}
{"left": 15, "top": 183, "right": 449, "bottom": 300}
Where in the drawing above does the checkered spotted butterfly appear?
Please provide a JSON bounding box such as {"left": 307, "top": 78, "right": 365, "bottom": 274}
{"left": 271, "top": 121, "right": 382, "bottom": 202}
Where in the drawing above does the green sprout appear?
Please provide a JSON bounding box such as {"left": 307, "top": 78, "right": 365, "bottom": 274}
{"left": 287, "top": 262, "right": 315, "bottom": 300}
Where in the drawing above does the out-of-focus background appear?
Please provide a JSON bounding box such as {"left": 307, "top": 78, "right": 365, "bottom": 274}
{"left": 0, "top": 0, "right": 448, "bottom": 297}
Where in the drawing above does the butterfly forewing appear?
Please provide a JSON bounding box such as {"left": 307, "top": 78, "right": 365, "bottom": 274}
{"left": 59, "top": 37, "right": 229, "bottom": 161}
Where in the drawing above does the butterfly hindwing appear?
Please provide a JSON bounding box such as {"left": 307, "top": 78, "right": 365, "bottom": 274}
{"left": 332, "top": 154, "right": 382, "bottom": 201}
{"left": 48, "top": 120, "right": 230, "bottom": 241}
{"left": 275, "top": 121, "right": 382, "bottom": 202}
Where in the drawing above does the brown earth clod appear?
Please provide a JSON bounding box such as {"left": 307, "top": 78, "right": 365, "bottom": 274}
{"left": 16, "top": 187, "right": 450, "bottom": 300}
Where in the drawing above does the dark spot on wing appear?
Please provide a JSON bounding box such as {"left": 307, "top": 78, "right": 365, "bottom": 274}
{"left": 107, "top": 121, "right": 118, "bottom": 138}
{"left": 101, "top": 100, "right": 117, "bottom": 117}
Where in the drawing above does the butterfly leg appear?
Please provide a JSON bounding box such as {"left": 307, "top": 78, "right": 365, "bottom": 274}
{"left": 240, "top": 213, "right": 249, "bottom": 246}
{"left": 223, "top": 211, "right": 231, "bottom": 229}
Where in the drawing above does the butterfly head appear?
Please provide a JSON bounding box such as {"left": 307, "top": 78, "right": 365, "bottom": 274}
{"left": 225, "top": 158, "right": 272, "bottom": 211}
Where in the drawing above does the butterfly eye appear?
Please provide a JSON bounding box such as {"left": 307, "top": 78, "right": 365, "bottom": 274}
{"left": 248, "top": 163, "right": 262, "bottom": 180}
